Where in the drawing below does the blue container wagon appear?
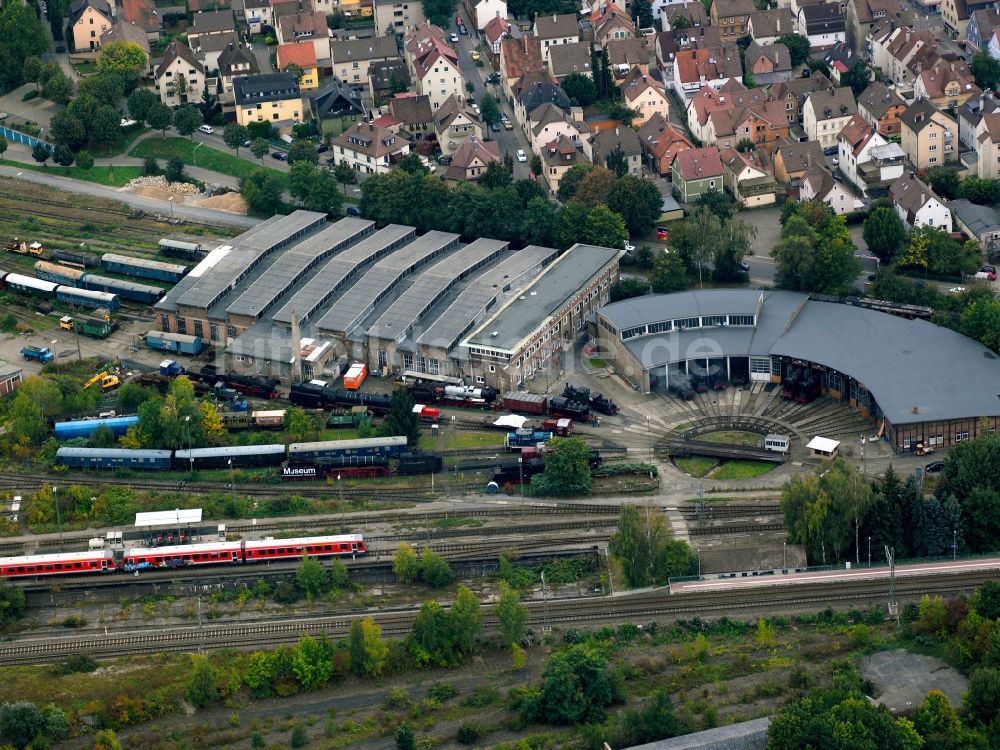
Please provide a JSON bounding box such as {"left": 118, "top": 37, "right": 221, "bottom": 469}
{"left": 81, "top": 274, "right": 165, "bottom": 304}
{"left": 175, "top": 444, "right": 286, "bottom": 469}
{"left": 145, "top": 330, "right": 205, "bottom": 355}
{"left": 54, "top": 415, "right": 140, "bottom": 440}
{"left": 55, "top": 286, "right": 120, "bottom": 311}
{"left": 56, "top": 447, "right": 173, "bottom": 470}
{"left": 101, "top": 253, "right": 188, "bottom": 283}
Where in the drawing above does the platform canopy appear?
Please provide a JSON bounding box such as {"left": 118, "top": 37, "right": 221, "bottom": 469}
{"left": 806, "top": 436, "right": 840, "bottom": 454}
{"left": 134, "top": 509, "right": 203, "bottom": 528}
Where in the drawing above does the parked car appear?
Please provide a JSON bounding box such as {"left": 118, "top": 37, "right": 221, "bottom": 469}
{"left": 198, "top": 125, "right": 215, "bottom": 134}
{"left": 739, "top": 259, "right": 751, "bottom": 272}
{"left": 243, "top": 139, "right": 252, "bottom": 147}
{"left": 471, "top": 51, "right": 481, "bottom": 61}
{"left": 450, "top": 32, "right": 458, "bottom": 42}
{"left": 925, "top": 460, "right": 945, "bottom": 473}
{"left": 271, "top": 152, "right": 287, "bottom": 161}
{"left": 502, "top": 117, "right": 513, "bottom": 130}
{"left": 316, "top": 144, "right": 330, "bottom": 153}
{"left": 459, "top": 24, "right": 468, "bottom": 34}
{"left": 516, "top": 149, "right": 527, "bottom": 162}
{"left": 490, "top": 121, "right": 501, "bottom": 132}
{"left": 980, "top": 265, "right": 997, "bottom": 280}
{"left": 657, "top": 227, "right": 668, "bottom": 240}
{"left": 346, "top": 206, "right": 362, "bottom": 216}
{"left": 823, "top": 145, "right": 838, "bottom": 156}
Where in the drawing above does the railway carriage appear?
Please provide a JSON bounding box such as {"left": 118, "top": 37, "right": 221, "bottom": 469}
{"left": 55, "top": 286, "right": 120, "bottom": 311}
{"left": 101, "top": 253, "right": 188, "bottom": 283}
{"left": 175, "top": 444, "right": 286, "bottom": 469}
{"left": 2, "top": 272, "right": 58, "bottom": 297}
{"left": 56, "top": 446, "right": 172, "bottom": 470}
{"left": 123, "top": 542, "right": 243, "bottom": 570}
{"left": 242, "top": 535, "right": 367, "bottom": 561}
{"left": 0, "top": 550, "right": 117, "bottom": 577}
{"left": 287, "top": 436, "right": 407, "bottom": 463}
{"left": 81, "top": 274, "right": 165, "bottom": 304}
{"left": 34, "top": 261, "right": 85, "bottom": 285}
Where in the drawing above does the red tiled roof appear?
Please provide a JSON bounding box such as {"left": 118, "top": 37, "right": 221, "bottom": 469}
{"left": 277, "top": 42, "right": 317, "bottom": 69}
{"left": 673, "top": 146, "right": 724, "bottom": 179}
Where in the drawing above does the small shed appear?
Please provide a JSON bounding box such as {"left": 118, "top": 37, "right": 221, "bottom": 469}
{"left": 135, "top": 508, "right": 203, "bottom": 545}
{"left": 658, "top": 194, "right": 685, "bottom": 224}
{"left": 807, "top": 436, "right": 840, "bottom": 460}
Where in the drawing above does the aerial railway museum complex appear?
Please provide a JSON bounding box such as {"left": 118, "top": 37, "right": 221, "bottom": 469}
{"left": 153, "top": 210, "right": 620, "bottom": 394}
{"left": 598, "top": 290, "right": 1000, "bottom": 452}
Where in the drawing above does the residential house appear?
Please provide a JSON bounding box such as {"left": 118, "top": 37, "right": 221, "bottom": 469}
{"left": 966, "top": 8, "right": 1000, "bottom": 51}
{"left": 533, "top": 13, "right": 580, "bottom": 61}
{"left": 686, "top": 79, "right": 764, "bottom": 141}
{"left": 541, "top": 135, "right": 587, "bottom": 195}
{"left": 332, "top": 35, "right": 398, "bottom": 88}
{"left": 388, "top": 93, "right": 434, "bottom": 137}
{"left": 797, "top": 2, "right": 846, "bottom": 50}
{"left": 672, "top": 146, "right": 725, "bottom": 201}
{"left": 187, "top": 9, "right": 234, "bottom": 49}
{"left": 975, "top": 112, "right": 1000, "bottom": 179}
{"left": 913, "top": 59, "right": 980, "bottom": 110}
{"left": 369, "top": 59, "right": 411, "bottom": 102}
{"left": 516, "top": 79, "right": 571, "bottom": 134}
{"left": 410, "top": 32, "right": 465, "bottom": 110}
{"left": 711, "top": 0, "right": 755, "bottom": 41}
{"left": 444, "top": 136, "right": 501, "bottom": 184}
{"left": 463, "top": 0, "right": 507, "bottom": 30}
{"left": 950, "top": 198, "right": 1000, "bottom": 247}
{"left": 434, "top": 94, "right": 484, "bottom": 151}
{"left": 822, "top": 40, "right": 858, "bottom": 84}
{"left": 99, "top": 20, "right": 150, "bottom": 58}
{"left": 243, "top": 0, "right": 270, "bottom": 33}
{"left": 672, "top": 45, "right": 743, "bottom": 99}
{"left": 194, "top": 30, "right": 239, "bottom": 73}
{"left": 869, "top": 25, "right": 936, "bottom": 87}
{"left": 721, "top": 147, "right": 778, "bottom": 206}
{"left": 959, "top": 91, "right": 1000, "bottom": 149}
{"left": 800, "top": 166, "right": 855, "bottom": 213}
{"left": 69, "top": 0, "right": 113, "bottom": 52}
{"left": 857, "top": 80, "right": 907, "bottom": 136}
{"left": 592, "top": 1, "right": 634, "bottom": 45}
{"left": 234, "top": 71, "right": 303, "bottom": 127}
{"left": 942, "top": 0, "right": 995, "bottom": 40}
{"left": 606, "top": 38, "right": 650, "bottom": 78}
{"left": 773, "top": 138, "right": 825, "bottom": 193}
{"left": 373, "top": 0, "right": 425, "bottom": 35}
{"left": 622, "top": 69, "right": 669, "bottom": 125}
{"left": 839, "top": 113, "right": 905, "bottom": 193}
{"left": 154, "top": 41, "right": 205, "bottom": 107}
{"left": 499, "top": 36, "right": 545, "bottom": 101}
{"left": 189, "top": 0, "right": 229, "bottom": 11}
{"left": 638, "top": 112, "right": 693, "bottom": 175}
{"left": 654, "top": 25, "right": 721, "bottom": 72}
{"left": 217, "top": 43, "right": 257, "bottom": 106}
{"left": 528, "top": 102, "right": 587, "bottom": 154}
{"left": 748, "top": 7, "right": 795, "bottom": 43}
{"left": 845, "top": 0, "right": 901, "bottom": 56}
{"left": 766, "top": 72, "right": 834, "bottom": 126}
{"left": 802, "top": 86, "right": 857, "bottom": 148}
{"left": 548, "top": 42, "right": 593, "bottom": 81}
{"left": 744, "top": 41, "right": 792, "bottom": 84}
{"left": 483, "top": 16, "right": 510, "bottom": 66}
{"left": 900, "top": 98, "right": 958, "bottom": 169}
{"left": 333, "top": 120, "right": 410, "bottom": 174}
{"left": 277, "top": 12, "right": 331, "bottom": 67}
{"left": 121, "top": 0, "right": 160, "bottom": 41}
{"left": 708, "top": 97, "right": 790, "bottom": 153}
{"left": 310, "top": 78, "right": 364, "bottom": 122}
{"left": 890, "top": 171, "right": 952, "bottom": 230}
{"left": 587, "top": 126, "right": 643, "bottom": 175}
{"left": 988, "top": 28, "right": 1000, "bottom": 59}
{"left": 658, "top": 1, "right": 709, "bottom": 28}
{"left": 276, "top": 42, "right": 319, "bottom": 90}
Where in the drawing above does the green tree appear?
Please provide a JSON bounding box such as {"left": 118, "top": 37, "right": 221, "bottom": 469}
{"left": 607, "top": 176, "right": 663, "bottom": 234}
{"left": 495, "top": 581, "right": 528, "bottom": 646}
{"left": 778, "top": 33, "right": 810, "bottom": 65}
{"left": 393, "top": 541, "right": 420, "bottom": 583}
{"left": 914, "top": 689, "right": 960, "bottom": 742}
{"left": 76, "top": 150, "right": 94, "bottom": 171}
{"left": 561, "top": 71, "right": 598, "bottom": 106}
{"left": 573, "top": 166, "right": 617, "bottom": 207}
{"left": 41, "top": 69, "right": 74, "bottom": 104}
{"left": 78, "top": 71, "right": 125, "bottom": 106}
{"left": 557, "top": 163, "right": 594, "bottom": 202}
{"left": 240, "top": 169, "right": 286, "bottom": 218}
{"left": 96, "top": 40, "right": 148, "bottom": 81}
{"left": 650, "top": 249, "right": 688, "bottom": 293}
{"left": 53, "top": 144, "right": 75, "bottom": 167}
{"left": 291, "top": 633, "right": 334, "bottom": 689}
{"left": 296, "top": 555, "right": 329, "bottom": 601}
{"left": 899, "top": 229, "right": 929, "bottom": 272}
{"left": 173, "top": 106, "right": 203, "bottom": 140}
{"left": 967, "top": 667, "right": 1000, "bottom": 725}
{"left": 479, "top": 92, "right": 501, "bottom": 127}
{"left": 0, "top": 701, "right": 66, "bottom": 750}
{"left": 962, "top": 298, "right": 1000, "bottom": 352}
{"left": 521, "top": 196, "right": 557, "bottom": 246}
{"left": 605, "top": 145, "right": 629, "bottom": 178}
{"left": 972, "top": 50, "right": 1000, "bottom": 91}
{"left": 185, "top": 656, "right": 221, "bottom": 709}
{"left": 380, "top": 388, "right": 420, "bottom": 447}
{"left": 0, "top": 578, "right": 26, "bottom": 628}
{"left": 480, "top": 159, "right": 512, "bottom": 189}
{"left": 530, "top": 436, "right": 593, "bottom": 496}
{"left": 288, "top": 162, "right": 343, "bottom": 216}
{"left": 147, "top": 102, "right": 173, "bottom": 137}
{"left": 0, "top": 2, "right": 48, "bottom": 90}
{"left": 449, "top": 585, "right": 481, "bottom": 655}
{"left": 960, "top": 176, "right": 1000, "bottom": 204}
{"left": 409, "top": 599, "right": 455, "bottom": 666}
{"left": 287, "top": 138, "right": 319, "bottom": 165}
{"left": 0, "top": 136, "right": 7, "bottom": 159}
{"left": 283, "top": 405, "right": 318, "bottom": 441}
{"left": 420, "top": 547, "right": 455, "bottom": 588}
{"left": 772, "top": 203, "right": 860, "bottom": 294}
{"left": 52, "top": 106, "right": 87, "bottom": 147}
{"left": 423, "top": 0, "right": 457, "bottom": 26}
{"left": 631, "top": 0, "right": 654, "bottom": 27}
{"left": 926, "top": 166, "right": 961, "bottom": 200}
{"left": 581, "top": 204, "right": 628, "bottom": 249}
{"left": 251, "top": 137, "right": 270, "bottom": 165}
{"left": 164, "top": 155, "right": 186, "bottom": 184}
{"left": 334, "top": 160, "right": 356, "bottom": 193}
{"left": 610, "top": 504, "right": 696, "bottom": 587}
{"left": 223, "top": 123, "right": 251, "bottom": 156}
{"left": 862, "top": 205, "right": 907, "bottom": 263}
{"left": 243, "top": 650, "right": 279, "bottom": 697}
{"left": 22, "top": 55, "right": 42, "bottom": 90}
{"left": 841, "top": 61, "right": 872, "bottom": 97}
{"left": 31, "top": 142, "right": 50, "bottom": 166}
{"left": 92, "top": 728, "right": 123, "bottom": 750}
{"left": 522, "top": 644, "right": 621, "bottom": 724}
{"left": 348, "top": 616, "right": 388, "bottom": 678}
{"left": 611, "top": 277, "right": 651, "bottom": 301}
{"left": 127, "top": 88, "right": 158, "bottom": 124}
{"left": 396, "top": 724, "right": 415, "bottom": 750}
{"left": 89, "top": 104, "right": 122, "bottom": 152}
{"left": 88, "top": 422, "right": 115, "bottom": 448}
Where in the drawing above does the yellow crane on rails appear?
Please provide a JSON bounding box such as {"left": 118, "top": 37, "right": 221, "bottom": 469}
{"left": 83, "top": 360, "right": 122, "bottom": 391}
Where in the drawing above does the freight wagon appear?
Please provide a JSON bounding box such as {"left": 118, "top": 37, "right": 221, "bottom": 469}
{"left": 54, "top": 415, "right": 139, "bottom": 440}
{"left": 101, "top": 253, "right": 188, "bottom": 283}
{"left": 145, "top": 330, "right": 205, "bottom": 355}
{"left": 158, "top": 239, "right": 205, "bottom": 261}
{"left": 50, "top": 248, "right": 100, "bottom": 268}
{"left": 77, "top": 316, "right": 116, "bottom": 338}
{"left": 502, "top": 392, "right": 547, "bottom": 415}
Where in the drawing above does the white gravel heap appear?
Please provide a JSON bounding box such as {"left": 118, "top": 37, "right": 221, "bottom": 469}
{"left": 123, "top": 175, "right": 201, "bottom": 196}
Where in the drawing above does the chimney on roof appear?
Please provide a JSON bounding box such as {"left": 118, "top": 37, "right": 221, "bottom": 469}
{"left": 921, "top": 191, "right": 925, "bottom": 204}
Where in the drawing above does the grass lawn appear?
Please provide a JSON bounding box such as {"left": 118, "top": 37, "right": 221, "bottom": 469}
{"left": 699, "top": 430, "right": 764, "bottom": 448}
{"left": 709, "top": 460, "right": 777, "bottom": 481}
{"left": 72, "top": 61, "right": 97, "bottom": 75}
{"left": 131, "top": 137, "right": 288, "bottom": 187}
{"left": 587, "top": 357, "right": 607, "bottom": 368}
{"left": 447, "top": 431, "right": 504, "bottom": 449}
{"left": 0, "top": 158, "right": 143, "bottom": 187}
{"left": 674, "top": 456, "right": 717, "bottom": 478}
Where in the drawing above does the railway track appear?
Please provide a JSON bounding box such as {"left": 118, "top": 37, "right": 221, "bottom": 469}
{"left": 687, "top": 522, "right": 784, "bottom": 536}
{"left": 4, "top": 568, "right": 995, "bottom": 665}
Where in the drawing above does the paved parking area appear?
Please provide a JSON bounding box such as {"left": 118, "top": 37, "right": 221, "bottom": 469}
{"left": 0, "top": 84, "right": 61, "bottom": 130}
{"left": 862, "top": 649, "right": 967, "bottom": 713}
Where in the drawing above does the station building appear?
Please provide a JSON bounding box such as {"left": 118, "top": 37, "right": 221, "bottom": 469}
{"left": 597, "top": 289, "right": 1000, "bottom": 452}
{"left": 154, "top": 211, "right": 621, "bottom": 385}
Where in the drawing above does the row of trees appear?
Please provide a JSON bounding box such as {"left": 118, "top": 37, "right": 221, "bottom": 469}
{"left": 773, "top": 201, "right": 861, "bottom": 295}
{"left": 609, "top": 504, "right": 699, "bottom": 587}
{"left": 863, "top": 199, "right": 979, "bottom": 278}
